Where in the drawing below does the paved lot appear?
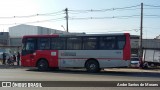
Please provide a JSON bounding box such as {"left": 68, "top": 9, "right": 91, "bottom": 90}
{"left": 0, "top": 67, "right": 159, "bottom": 81}
{"left": 0, "top": 66, "right": 160, "bottom": 90}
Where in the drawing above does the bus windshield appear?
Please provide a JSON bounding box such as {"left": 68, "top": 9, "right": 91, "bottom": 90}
{"left": 23, "top": 38, "right": 36, "bottom": 51}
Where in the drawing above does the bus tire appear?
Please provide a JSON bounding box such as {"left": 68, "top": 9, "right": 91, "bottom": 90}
{"left": 37, "top": 59, "right": 49, "bottom": 71}
{"left": 85, "top": 60, "right": 100, "bottom": 73}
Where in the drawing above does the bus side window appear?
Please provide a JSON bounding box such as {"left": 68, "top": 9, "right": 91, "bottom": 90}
{"left": 51, "top": 38, "right": 66, "bottom": 50}
{"left": 83, "top": 37, "right": 98, "bottom": 50}
{"left": 38, "top": 38, "right": 50, "bottom": 50}
{"left": 99, "top": 36, "right": 116, "bottom": 50}
{"left": 117, "top": 36, "right": 126, "bottom": 49}
{"left": 67, "top": 37, "right": 82, "bottom": 50}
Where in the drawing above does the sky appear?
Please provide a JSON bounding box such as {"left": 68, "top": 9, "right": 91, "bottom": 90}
{"left": 0, "top": 0, "right": 160, "bottom": 38}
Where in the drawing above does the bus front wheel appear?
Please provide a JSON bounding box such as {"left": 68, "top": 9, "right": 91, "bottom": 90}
{"left": 85, "top": 60, "right": 100, "bottom": 73}
{"left": 37, "top": 59, "right": 49, "bottom": 71}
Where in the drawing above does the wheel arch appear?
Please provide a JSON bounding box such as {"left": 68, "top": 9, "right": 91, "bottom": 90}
{"left": 36, "top": 58, "right": 49, "bottom": 67}
{"left": 85, "top": 58, "right": 100, "bottom": 67}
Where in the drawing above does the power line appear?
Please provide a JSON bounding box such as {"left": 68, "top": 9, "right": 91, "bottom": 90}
{"left": 144, "top": 4, "right": 160, "bottom": 7}
{"left": 69, "top": 4, "right": 140, "bottom": 13}
{"left": 69, "top": 14, "right": 160, "bottom": 20}
{"left": 1, "top": 4, "right": 160, "bottom": 28}
{"left": 69, "top": 15, "right": 141, "bottom": 20}
{"left": 144, "top": 15, "right": 160, "bottom": 18}
{"left": 69, "top": 8, "right": 140, "bottom": 15}
{"left": 113, "top": 4, "right": 140, "bottom": 10}
{"left": 0, "top": 11, "right": 64, "bottom": 19}
{"left": 74, "top": 28, "right": 140, "bottom": 33}
{"left": 144, "top": 15, "right": 160, "bottom": 16}
{"left": 145, "top": 27, "right": 160, "bottom": 29}
{"left": 0, "top": 5, "right": 140, "bottom": 19}
{"left": 0, "top": 17, "right": 65, "bottom": 25}
{"left": 107, "top": 29, "right": 140, "bottom": 32}
{"left": 144, "top": 8, "right": 160, "bottom": 9}
{"left": 37, "top": 11, "right": 64, "bottom": 16}
{"left": 1, "top": 14, "right": 160, "bottom": 26}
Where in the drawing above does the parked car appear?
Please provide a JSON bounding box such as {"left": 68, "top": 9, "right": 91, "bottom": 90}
{"left": 0, "top": 52, "right": 12, "bottom": 65}
{"left": 130, "top": 57, "right": 140, "bottom": 68}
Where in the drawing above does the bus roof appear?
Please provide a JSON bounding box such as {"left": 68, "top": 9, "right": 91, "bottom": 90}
{"left": 23, "top": 33, "right": 130, "bottom": 38}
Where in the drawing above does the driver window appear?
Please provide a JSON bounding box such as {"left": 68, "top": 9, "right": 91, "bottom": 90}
{"left": 25, "top": 38, "right": 36, "bottom": 51}
{"left": 26, "top": 42, "right": 34, "bottom": 50}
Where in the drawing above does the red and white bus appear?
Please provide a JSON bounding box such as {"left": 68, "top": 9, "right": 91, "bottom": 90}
{"left": 21, "top": 33, "right": 131, "bottom": 72}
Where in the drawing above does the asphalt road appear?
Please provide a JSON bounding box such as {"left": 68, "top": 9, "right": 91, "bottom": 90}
{"left": 0, "top": 67, "right": 160, "bottom": 90}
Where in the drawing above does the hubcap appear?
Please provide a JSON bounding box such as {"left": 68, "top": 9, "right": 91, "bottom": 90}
{"left": 40, "top": 63, "right": 44, "bottom": 67}
{"left": 90, "top": 64, "right": 96, "bottom": 70}
{"left": 39, "top": 61, "right": 46, "bottom": 68}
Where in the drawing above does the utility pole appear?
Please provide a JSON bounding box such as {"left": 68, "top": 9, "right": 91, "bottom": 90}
{"left": 65, "top": 8, "right": 69, "bottom": 32}
{"left": 139, "top": 3, "right": 143, "bottom": 65}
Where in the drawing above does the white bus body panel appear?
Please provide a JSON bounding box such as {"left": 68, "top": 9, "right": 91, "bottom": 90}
{"left": 58, "top": 50, "right": 130, "bottom": 68}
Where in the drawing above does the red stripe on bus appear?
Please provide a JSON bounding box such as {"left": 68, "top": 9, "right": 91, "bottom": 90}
{"left": 123, "top": 33, "right": 131, "bottom": 60}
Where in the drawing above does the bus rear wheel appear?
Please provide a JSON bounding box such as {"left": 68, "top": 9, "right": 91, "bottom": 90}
{"left": 37, "top": 59, "right": 49, "bottom": 71}
{"left": 85, "top": 60, "right": 100, "bottom": 73}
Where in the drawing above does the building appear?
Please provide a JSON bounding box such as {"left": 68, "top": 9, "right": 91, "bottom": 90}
{"left": 131, "top": 35, "right": 160, "bottom": 55}
{"left": 142, "top": 39, "right": 160, "bottom": 49}
{"left": 155, "top": 35, "right": 160, "bottom": 39}
{"left": 0, "top": 32, "right": 9, "bottom": 53}
{"left": 0, "top": 32, "right": 9, "bottom": 46}
{"left": 9, "top": 24, "right": 69, "bottom": 46}
{"left": 130, "top": 35, "right": 139, "bottom": 54}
